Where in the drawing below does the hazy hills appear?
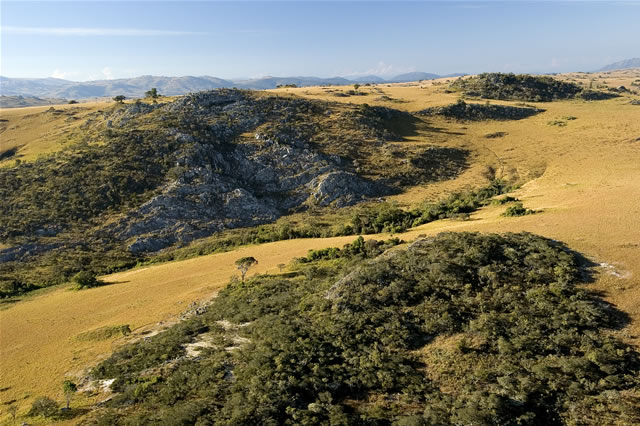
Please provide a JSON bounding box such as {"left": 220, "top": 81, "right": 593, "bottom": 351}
{"left": 598, "top": 57, "right": 640, "bottom": 72}
{"left": 0, "top": 95, "right": 68, "bottom": 108}
{"left": 0, "top": 72, "right": 457, "bottom": 100}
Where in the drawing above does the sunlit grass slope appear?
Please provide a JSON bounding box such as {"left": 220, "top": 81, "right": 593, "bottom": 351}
{"left": 1, "top": 69, "right": 639, "bottom": 423}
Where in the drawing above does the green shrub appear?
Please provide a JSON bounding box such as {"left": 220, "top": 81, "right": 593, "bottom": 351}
{"left": 28, "top": 396, "right": 59, "bottom": 418}
{"left": 450, "top": 73, "right": 583, "bottom": 101}
{"left": 72, "top": 271, "right": 102, "bottom": 289}
{"left": 89, "top": 232, "right": 640, "bottom": 424}
{"left": 502, "top": 202, "right": 536, "bottom": 217}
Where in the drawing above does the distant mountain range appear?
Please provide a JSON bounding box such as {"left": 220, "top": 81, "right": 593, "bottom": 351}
{"left": 0, "top": 72, "right": 464, "bottom": 100}
{"left": 0, "top": 95, "right": 68, "bottom": 108}
{"left": 598, "top": 58, "right": 640, "bottom": 72}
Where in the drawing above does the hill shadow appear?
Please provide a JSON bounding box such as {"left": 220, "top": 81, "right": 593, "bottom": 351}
{"left": 551, "top": 238, "right": 631, "bottom": 331}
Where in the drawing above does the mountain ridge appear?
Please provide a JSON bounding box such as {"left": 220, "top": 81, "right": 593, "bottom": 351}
{"left": 0, "top": 72, "right": 454, "bottom": 100}
{"left": 598, "top": 57, "right": 640, "bottom": 72}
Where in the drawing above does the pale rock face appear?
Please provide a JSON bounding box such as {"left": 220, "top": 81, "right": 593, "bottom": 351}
{"left": 95, "top": 91, "right": 385, "bottom": 254}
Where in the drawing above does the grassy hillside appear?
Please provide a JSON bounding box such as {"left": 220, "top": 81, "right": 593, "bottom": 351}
{"left": 1, "top": 69, "right": 639, "bottom": 424}
{"left": 0, "top": 90, "right": 469, "bottom": 296}
{"left": 86, "top": 233, "right": 640, "bottom": 424}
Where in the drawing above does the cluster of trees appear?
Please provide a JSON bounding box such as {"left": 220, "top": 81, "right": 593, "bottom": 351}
{"left": 348, "top": 179, "right": 514, "bottom": 234}
{"left": 419, "top": 99, "right": 543, "bottom": 121}
{"left": 113, "top": 88, "right": 159, "bottom": 104}
{"left": 450, "top": 73, "right": 585, "bottom": 102}
{"left": 87, "top": 232, "right": 640, "bottom": 424}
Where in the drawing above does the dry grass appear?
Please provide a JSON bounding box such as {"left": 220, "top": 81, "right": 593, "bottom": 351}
{"left": 0, "top": 101, "right": 111, "bottom": 167}
{"left": 1, "top": 69, "right": 639, "bottom": 423}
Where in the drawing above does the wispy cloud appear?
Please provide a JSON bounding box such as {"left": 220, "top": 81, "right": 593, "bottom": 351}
{"left": 2, "top": 26, "right": 205, "bottom": 36}
{"left": 343, "top": 61, "right": 416, "bottom": 78}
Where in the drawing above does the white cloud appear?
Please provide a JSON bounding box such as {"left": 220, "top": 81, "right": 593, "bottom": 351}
{"left": 2, "top": 26, "right": 205, "bottom": 36}
{"left": 343, "top": 61, "right": 416, "bottom": 78}
{"left": 102, "top": 67, "right": 114, "bottom": 80}
{"left": 51, "top": 69, "right": 68, "bottom": 79}
{"left": 50, "top": 69, "right": 82, "bottom": 80}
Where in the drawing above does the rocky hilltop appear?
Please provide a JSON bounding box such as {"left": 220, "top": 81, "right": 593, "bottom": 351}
{"left": 0, "top": 90, "right": 468, "bottom": 291}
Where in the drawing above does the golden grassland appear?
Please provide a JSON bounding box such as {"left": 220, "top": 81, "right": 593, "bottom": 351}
{"left": 1, "top": 70, "right": 639, "bottom": 423}
{"left": 0, "top": 102, "right": 108, "bottom": 167}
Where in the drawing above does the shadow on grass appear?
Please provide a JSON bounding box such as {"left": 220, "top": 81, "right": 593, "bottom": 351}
{"left": 74, "top": 280, "right": 130, "bottom": 291}
{"left": 0, "top": 298, "right": 21, "bottom": 307}
{"left": 57, "top": 407, "right": 91, "bottom": 420}
{"left": 552, "top": 238, "right": 632, "bottom": 331}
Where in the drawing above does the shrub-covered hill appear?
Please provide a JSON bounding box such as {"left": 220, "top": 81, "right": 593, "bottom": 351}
{"left": 418, "top": 100, "right": 544, "bottom": 121}
{"left": 0, "top": 90, "right": 468, "bottom": 295}
{"left": 450, "top": 73, "right": 588, "bottom": 102}
{"left": 86, "top": 232, "right": 640, "bottom": 425}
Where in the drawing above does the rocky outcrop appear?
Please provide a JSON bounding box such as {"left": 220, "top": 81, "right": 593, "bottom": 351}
{"left": 1, "top": 89, "right": 467, "bottom": 265}
{"left": 97, "top": 92, "right": 386, "bottom": 253}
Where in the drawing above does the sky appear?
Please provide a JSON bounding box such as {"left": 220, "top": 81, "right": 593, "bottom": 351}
{"left": 1, "top": 1, "right": 639, "bottom": 81}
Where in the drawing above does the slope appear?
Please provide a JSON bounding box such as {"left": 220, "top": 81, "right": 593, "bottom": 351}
{"left": 1, "top": 70, "right": 639, "bottom": 423}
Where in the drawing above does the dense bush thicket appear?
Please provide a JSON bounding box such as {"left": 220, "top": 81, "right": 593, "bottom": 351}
{"left": 577, "top": 90, "right": 620, "bottom": 101}
{"left": 144, "top": 180, "right": 512, "bottom": 268}
{"left": 88, "top": 232, "right": 640, "bottom": 425}
{"left": 450, "top": 73, "right": 584, "bottom": 102}
{"left": 348, "top": 179, "right": 513, "bottom": 234}
{"left": 298, "top": 236, "right": 403, "bottom": 263}
{"left": 0, "top": 128, "right": 178, "bottom": 240}
{"left": 419, "top": 100, "right": 543, "bottom": 121}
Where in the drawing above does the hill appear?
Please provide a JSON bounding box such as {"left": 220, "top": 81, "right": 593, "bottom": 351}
{"left": 390, "top": 71, "right": 440, "bottom": 82}
{"left": 86, "top": 233, "right": 640, "bottom": 424}
{"left": 350, "top": 74, "right": 388, "bottom": 83}
{"left": 598, "top": 57, "right": 640, "bottom": 72}
{"left": 1, "top": 69, "right": 639, "bottom": 424}
{"left": 449, "top": 73, "right": 613, "bottom": 102}
{"left": 0, "top": 72, "right": 447, "bottom": 101}
{"left": 0, "top": 95, "right": 69, "bottom": 108}
{"left": 0, "top": 75, "right": 234, "bottom": 99}
{"left": 0, "top": 90, "right": 468, "bottom": 295}
{"left": 232, "top": 76, "right": 353, "bottom": 90}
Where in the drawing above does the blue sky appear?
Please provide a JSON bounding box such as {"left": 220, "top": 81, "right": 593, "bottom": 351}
{"left": 1, "top": 1, "right": 639, "bottom": 81}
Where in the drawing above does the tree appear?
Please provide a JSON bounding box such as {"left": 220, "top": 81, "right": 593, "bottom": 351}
{"left": 353, "top": 83, "right": 360, "bottom": 92}
{"left": 235, "top": 257, "right": 258, "bottom": 282}
{"left": 72, "top": 271, "right": 102, "bottom": 289}
{"left": 113, "top": 95, "right": 126, "bottom": 103}
{"left": 62, "top": 380, "right": 77, "bottom": 410}
{"left": 145, "top": 88, "right": 159, "bottom": 98}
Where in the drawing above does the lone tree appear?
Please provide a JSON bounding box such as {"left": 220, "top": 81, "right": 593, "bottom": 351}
{"left": 73, "top": 271, "right": 102, "bottom": 289}
{"left": 113, "top": 95, "right": 126, "bottom": 103}
{"left": 145, "top": 87, "right": 159, "bottom": 98}
{"left": 62, "top": 380, "right": 77, "bottom": 410}
{"left": 235, "top": 256, "right": 258, "bottom": 282}
{"left": 353, "top": 83, "right": 360, "bottom": 92}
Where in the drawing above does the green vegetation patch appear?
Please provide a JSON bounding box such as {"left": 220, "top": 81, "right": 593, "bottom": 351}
{"left": 76, "top": 325, "right": 131, "bottom": 342}
{"left": 419, "top": 100, "right": 543, "bottom": 121}
{"left": 577, "top": 90, "right": 620, "bottom": 101}
{"left": 450, "top": 73, "right": 584, "bottom": 102}
{"left": 502, "top": 201, "right": 538, "bottom": 217}
{"left": 87, "top": 232, "right": 640, "bottom": 425}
